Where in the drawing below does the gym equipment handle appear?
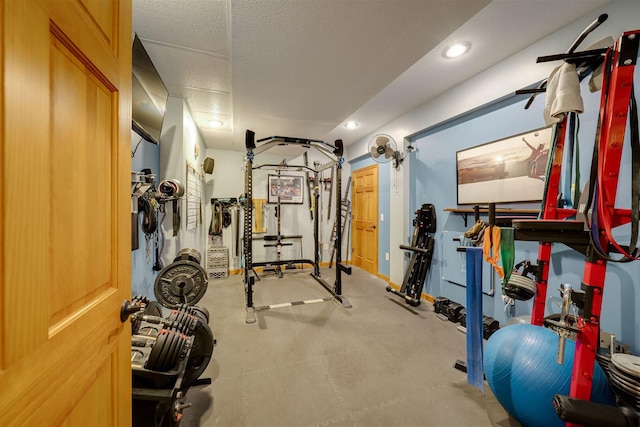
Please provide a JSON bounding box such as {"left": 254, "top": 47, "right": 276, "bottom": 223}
{"left": 120, "top": 300, "right": 143, "bottom": 323}
{"left": 553, "top": 394, "right": 637, "bottom": 427}
{"left": 399, "top": 244, "right": 431, "bottom": 255}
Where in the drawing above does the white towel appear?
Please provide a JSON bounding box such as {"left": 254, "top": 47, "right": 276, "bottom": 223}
{"left": 543, "top": 62, "right": 583, "bottom": 126}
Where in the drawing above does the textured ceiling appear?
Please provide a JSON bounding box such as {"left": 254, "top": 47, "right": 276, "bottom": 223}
{"left": 132, "top": 0, "right": 612, "bottom": 152}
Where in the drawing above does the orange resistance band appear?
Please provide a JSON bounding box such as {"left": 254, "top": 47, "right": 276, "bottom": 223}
{"left": 483, "top": 225, "right": 504, "bottom": 278}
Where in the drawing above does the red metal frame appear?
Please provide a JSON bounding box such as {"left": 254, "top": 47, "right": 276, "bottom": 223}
{"left": 525, "top": 30, "right": 638, "bottom": 426}
{"left": 571, "top": 32, "right": 637, "bottom": 407}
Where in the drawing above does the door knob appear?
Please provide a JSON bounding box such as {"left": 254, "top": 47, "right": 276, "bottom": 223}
{"left": 120, "top": 299, "right": 144, "bottom": 322}
{"left": 370, "top": 225, "right": 376, "bottom": 229}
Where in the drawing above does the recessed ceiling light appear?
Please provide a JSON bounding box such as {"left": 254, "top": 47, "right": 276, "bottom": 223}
{"left": 344, "top": 121, "right": 359, "bottom": 129}
{"left": 208, "top": 119, "right": 223, "bottom": 128}
{"left": 443, "top": 42, "right": 471, "bottom": 59}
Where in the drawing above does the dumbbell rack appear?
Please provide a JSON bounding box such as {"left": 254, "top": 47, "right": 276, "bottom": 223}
{"left": 132, "top": 342, "right": 194, "bottom": 427}
{"left": 125, "top": 294, "right": 214, "bottom": 427}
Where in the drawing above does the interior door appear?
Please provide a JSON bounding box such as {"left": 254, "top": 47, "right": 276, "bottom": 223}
{"left": 352, "top": 164, "right": 378, "bottom": 276}
{"left": 1, "top": 1, "right": 132, "bottom": 425}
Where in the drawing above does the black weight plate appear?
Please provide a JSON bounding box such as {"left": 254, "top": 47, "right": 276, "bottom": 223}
{"left": 446, "top": 302, "right": 464, "bottom": 323}
{"left": 138, "top": 325, "right": 160, "bottom": 338}
{"left": 169, "top": 310, "right": 196, "bottom": 333}
{"left": 144, "top": 301, "right": 163, "bottom": 317}
{"left": 131, "top": 297, "right": 162, "bottom": 335}
{"left": 155, "top": 330, "right": 176, "bottom": 372}
{"left": 191, "top": 306, "right": 209, "bottom": 324}
{"left": 168, "top": 310, "right": 184, "bottom": 330}
{"left": 166, "top": 331, "right": 185, "bottom": 371}
{"left": 433, "top": 297, "right": 450, "bottom": 315}
{"left": 145, "top": 330, "right": 169, "bottom": 371}
{"left": 158, "top": 331, "right": 180, "bottom": 372}
{"left": 132, "top": 295, "right": 150, "bottom": 305}
{"left": 174, "top": 248, "right": 202, "bottom": 264}
{"left": 154, "top": 260, "right": 208, "bottom": 308}
{"left": 164, "top": 333, "right": 185, "bottom": 372}
{"left": 183, "top": 323, "right": 215, "bottom": 385}
{"left": 131, "top": 314, "right": 142, "bottom": 335}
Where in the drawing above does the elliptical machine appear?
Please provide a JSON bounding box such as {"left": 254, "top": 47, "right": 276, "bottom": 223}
{"left": 386, "top": 204, "right": 436, "bottom": 306}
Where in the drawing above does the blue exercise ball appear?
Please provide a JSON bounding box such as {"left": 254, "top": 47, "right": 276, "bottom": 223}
{"left": 484, "top": 324, "right": 615, "bottom": 427}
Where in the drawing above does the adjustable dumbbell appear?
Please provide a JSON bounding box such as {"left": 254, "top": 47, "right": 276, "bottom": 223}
{"left": 131, "top": 328, "right": 190, "bottom": 372}
{"left": 164, "top": 304, "right": 215, "bottom": 384}
{"left": 446, "top": 302, "right": 464, "bottom": 323}
{"left": 136, "top": 313, "right": 197, "bottom": 335}
{"left": 174, "top": 303, "right": 209, "bottom": 324}
{"left": 130, "top": 295, "right": 164, "bottom": 334}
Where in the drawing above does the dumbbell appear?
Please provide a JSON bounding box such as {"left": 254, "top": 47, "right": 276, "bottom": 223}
{"left": 482, "top": 315, "right": 500, "bottom": 339}
{"left": 131, "top": 295, "right": 164, "bottom": 334}
{"left": 446, "top": 302, "right": 464, "bottom": 323}
{"left": 131, "top": 328, "right": 190, "bottom": 372}
{"left": 173, "top": 303, "right": 209, "bottom": 324}
{"left": 133, "top": 314, "right": 214, "bottom": 381}
{"left": 459, "top": 308, "right": 467, "bottom": 327}
{"left": 170, "top": 304, "right": 215, "bottom": 385}
{"left": 133, "top": 314, "right": 193, "bottom": 336}
{"left": 433, "top": 296, "right": 450, "bottom": 315}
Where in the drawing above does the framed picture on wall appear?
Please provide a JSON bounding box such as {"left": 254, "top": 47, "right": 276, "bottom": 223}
{"left": 267, "top": 174, "right": 304, "bottom": 204}
{"left": 456, "top": 126, "right": 553, "bottom": 204}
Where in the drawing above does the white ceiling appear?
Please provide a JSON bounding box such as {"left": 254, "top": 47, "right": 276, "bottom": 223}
{"left": 132, "top": 0, "right": 612, "bottom": 152}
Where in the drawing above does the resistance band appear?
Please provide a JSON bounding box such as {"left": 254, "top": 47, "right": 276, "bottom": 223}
{"left": 482, "top": 225, "right": 503, "bottom": 278}
{"left": 465, "top": 247, "right": 484, "bottom": 392}
{"left": 561, "top": 112, "right": 581, "bottom": 209}
{"left": 499, "top": 227, "right": 515, "bottom": 290}
{"left": 584, "top": 49, "right": 639, "bottom": 261}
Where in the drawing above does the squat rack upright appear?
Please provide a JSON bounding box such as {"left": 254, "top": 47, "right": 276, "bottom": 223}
{"left": 242, "top": 130, "right": 352, "bottom": 324}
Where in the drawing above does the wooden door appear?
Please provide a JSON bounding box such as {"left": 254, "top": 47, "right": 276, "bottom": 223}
{"left": 1, "top": 0, "right": 132, "bottom": 425}
{"left": 352, "top": 164, "right": 378, "bottom": 276}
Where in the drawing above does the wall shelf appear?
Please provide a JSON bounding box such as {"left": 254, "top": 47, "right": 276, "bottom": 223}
{"left": 444, "top": 206, "right": 539, "bottom": 227}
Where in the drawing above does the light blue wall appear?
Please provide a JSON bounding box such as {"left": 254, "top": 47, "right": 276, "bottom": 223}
{"left": 341, "top": 0, "right": 640, "bottom": 353}
{"left": 410, "top": 60, "right": 640, "bottom": 352}
{"left": 131, "top": 131, "right": 161, "bottom": 300}
{"left": 349, "top": 156, "right": 391, "bottom": 278}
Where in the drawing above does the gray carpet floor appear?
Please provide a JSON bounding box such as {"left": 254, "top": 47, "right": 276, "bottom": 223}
{"left": 179, "top": 267, "right": 519, "bottom": 427}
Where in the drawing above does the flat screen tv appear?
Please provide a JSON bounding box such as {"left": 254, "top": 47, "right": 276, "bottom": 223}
{"left": 132, "top": 34, "right": 168, "bottom": 145}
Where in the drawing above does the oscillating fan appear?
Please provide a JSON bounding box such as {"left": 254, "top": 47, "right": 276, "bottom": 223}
{"left": 368, "top": 134, "right": 401, "bottom": 168}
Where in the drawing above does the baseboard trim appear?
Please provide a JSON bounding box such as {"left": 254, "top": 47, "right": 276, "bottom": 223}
{"left": 386, "top": 281, "right": 434, "bottom": 303}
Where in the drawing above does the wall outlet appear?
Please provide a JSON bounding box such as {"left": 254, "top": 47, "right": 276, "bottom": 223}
{"left": 385, "top": 252, "right": 389, "bottom": 261}
{"left": 380, "top": 213, "right": 384, "bottom": 221}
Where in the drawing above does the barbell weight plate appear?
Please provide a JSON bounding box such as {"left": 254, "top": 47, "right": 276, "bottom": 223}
{"left": 174, "top": 248, "right": 202, "bottom": 264}
{"left": 154, "top": 260, "right": 208, "bottom": 308}
{"left": 183, "top": 322, "right": 215, "bottom": 385}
